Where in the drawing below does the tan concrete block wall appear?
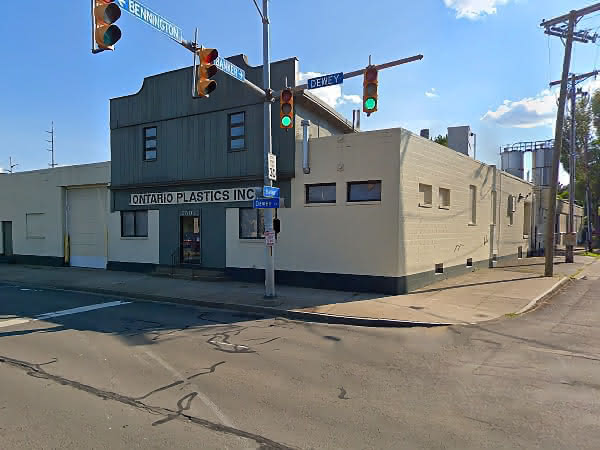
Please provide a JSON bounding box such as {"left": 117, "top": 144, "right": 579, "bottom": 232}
{"left": 107, "top": 210, "right": 160, "bottom": 264}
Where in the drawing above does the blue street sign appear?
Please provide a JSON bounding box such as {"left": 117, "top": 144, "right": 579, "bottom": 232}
{"left": 117, "top": 0, "right": 183, "bottom": 43}
{"left": 307, "top": 72, "right": 344, "bottom": 90}
{"left": 263, "top": 186, "right": 280, "bottom": 198}
{"left": 214, "top": 56, "right": 246, "bottom": 82}
{"left": 253, "top": 198, "right": 282, "bottom": 209}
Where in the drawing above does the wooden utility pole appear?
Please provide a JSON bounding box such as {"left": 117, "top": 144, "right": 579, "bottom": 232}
{"left": 540, "top": 3, "right": 600, "bottom": 276}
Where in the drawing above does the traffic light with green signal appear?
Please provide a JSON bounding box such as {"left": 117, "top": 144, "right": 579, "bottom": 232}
{"left": 280, "top": 88, "right": 294, "bottom": 129}
{"left": 194, "top": 47, "right": 218, "bottom": 98}
{"left": 93, "top": 0, "right": 122, "bottom": 51}
{"left": 363, "top": 65, "right": 378, "bottom": 115}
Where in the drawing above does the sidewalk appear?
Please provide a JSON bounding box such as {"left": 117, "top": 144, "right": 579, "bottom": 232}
{"left": 0, "top": 255, "right": 596, "bottom": 326}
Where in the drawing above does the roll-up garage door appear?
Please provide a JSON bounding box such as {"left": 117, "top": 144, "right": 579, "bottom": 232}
{"left": 67, "top": 187, "right": 107, "bottom": 269}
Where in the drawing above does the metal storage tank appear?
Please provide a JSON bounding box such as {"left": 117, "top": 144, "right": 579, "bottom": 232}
{"left": 501, "top": 150, "right": 525, "bottom": 179}
{"left": 533, "top": 143, "right": 553, "bottom": 186}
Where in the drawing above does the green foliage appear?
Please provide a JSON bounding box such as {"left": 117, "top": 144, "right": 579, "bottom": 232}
{"left": 434, "top": 134, "right": 448, "bottom": 147}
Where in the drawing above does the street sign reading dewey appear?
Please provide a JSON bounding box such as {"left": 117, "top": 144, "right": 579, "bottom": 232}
{"left": 263, "top": 186, "right": 280, "bottom": 198}
{"left": 253, "top": 198, "right": 282, "bottom": 209}
{"left": 307, "top": 72, "right": 344, "bottom": 90}
{"left": 214, "top": 56, "right": 246, "bottom": 82}
{"left": 117, "top": 0, "right": 183, "bottom": 43}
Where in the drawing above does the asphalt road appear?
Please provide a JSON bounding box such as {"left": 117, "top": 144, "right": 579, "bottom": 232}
{"left": 0, "top": 264, "right": 599, "bottom": 449}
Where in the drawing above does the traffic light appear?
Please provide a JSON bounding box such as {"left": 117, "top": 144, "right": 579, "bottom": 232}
{"left": 93, "top": 0, "right": 122, "bottom": 51}
{"left": 273, "top": 218, "right": 281, "bottom": 235}
{"left": 363, "top": 65, "right": 378, "bottom": 115}
{"left": 280, "top": 88, "right": 294, "bottom": 129}
{"left": 195, "top": 47, "right": 218, "bottom": 97}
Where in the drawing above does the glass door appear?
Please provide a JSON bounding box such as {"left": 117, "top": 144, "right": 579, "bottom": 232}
{"left": 180, "top": 216, "right": 201, "bottom": 265}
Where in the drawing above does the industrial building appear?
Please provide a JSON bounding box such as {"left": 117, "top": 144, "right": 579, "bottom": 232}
{"left": 0, "top": 56, "right": 585, "bottom": 294}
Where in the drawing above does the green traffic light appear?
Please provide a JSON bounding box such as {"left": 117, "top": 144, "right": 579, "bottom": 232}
{"left": 281, "top": 116, "right": 292, "bottom": 127}
{"left": 364, "top": 98, "right": 376, "bottom": 111}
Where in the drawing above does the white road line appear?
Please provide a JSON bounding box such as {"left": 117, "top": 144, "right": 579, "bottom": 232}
{"left": 0, "top": 301, "right": 131, "bottom": 329}
{"left": 143, "top": 349, "right": 236, "bottom": 429}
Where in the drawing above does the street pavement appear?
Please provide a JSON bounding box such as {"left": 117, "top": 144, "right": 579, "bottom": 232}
{"left": 0, "top": 261, "right": 599, "bottom": 449}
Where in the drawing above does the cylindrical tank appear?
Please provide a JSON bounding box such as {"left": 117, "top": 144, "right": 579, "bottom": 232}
{"left": 533, "top": 144, "right": 553, "bottom": 186}
{"left": 501, "top": 150, "right": 525, "bottom": 179}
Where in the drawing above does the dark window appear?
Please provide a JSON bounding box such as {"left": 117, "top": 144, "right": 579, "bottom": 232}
{"left": 239, "top": 208, "right": 264, "bottom": 239}
{"left": 347, "top": 181, "right": 382, "bottom": 202}
{"left": 144, "top": 127, "right": 157, "bottom": 161}
{"left": 229, "top": 112, "right": 246, "bottom": 152}
{"left": 121, "top": 211, "right": 148, "bottom": 237}
{"left": 306, "top": 183, "right": 336, "bottom": 204}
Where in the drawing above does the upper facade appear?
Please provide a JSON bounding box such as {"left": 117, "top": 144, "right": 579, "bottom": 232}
{"left": 110, "top": 54, "right": 353, "bottom": 189}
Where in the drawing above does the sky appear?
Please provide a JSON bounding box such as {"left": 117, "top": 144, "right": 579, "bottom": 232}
{"left": 2, "top": 0, "right": 600, "bottom": 184}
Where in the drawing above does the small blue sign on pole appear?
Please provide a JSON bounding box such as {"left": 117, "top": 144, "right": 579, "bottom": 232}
{"left": 307, "top": 72, "right": 344, "bottom": 90}
{"left": 214, "top": 56, "right": 246, "bottom": 82}
{"left": 253, "top": 198, "right": 282, "bottom": 209}
{"left": 263, "top": 186, "right": 280, "bottom": 198}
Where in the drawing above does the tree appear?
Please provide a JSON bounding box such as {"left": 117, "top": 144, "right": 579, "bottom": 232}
{"left": 434, "top": 134, "right": 448, "bottom": 147}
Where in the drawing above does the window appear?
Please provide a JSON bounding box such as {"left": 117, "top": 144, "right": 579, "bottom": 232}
{"left": 121, "top": 211, "right": 148, "bottom": 237}
{"left": 469, "top": 185, "right": 477, "bottom": 225}
{"left": 306, "top": 183, "right": 336, "bottom": 204}
{"left": 435, "top": 263, "right": 444, "bottom": 274}
{"left": 419, "top": 183, "right": 433, "bottom": 207}
{"left": 26, "top": 213, "right": 44, "bottom": 239}
{"left": 229, "top": 112, "right": 246, "bottom": 151}
{"left": 508, "top": 195, "right": 515, "bottom": 226}
{"left": 144, "top": 127, "right": 157, "bottom": 161}
{"left": 439, "top": 187, "right": 451, "bottom": 209}
{"left": 347, "top": 181, "right": 382, "bottom": 202}
{"left": 466, "top": 258, "right": 473, "bottom": 267}
{"left": 523, "top": 202, "right": 532, "bottom": 237}
{"left": 239, "top": 208, "right": 264, "bottom": 239}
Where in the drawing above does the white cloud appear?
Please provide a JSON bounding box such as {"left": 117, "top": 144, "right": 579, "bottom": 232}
{"left": 481, "top": 89, "right": 557, "bottom": 129}
{"left": 444, "top": 0, "right": 510, "bottom": 19}
{"left": 425, "top": 88, "right": 439, "bottom": 98}
{"left": 297, "top": 72, "right": 361, "bottom": 108}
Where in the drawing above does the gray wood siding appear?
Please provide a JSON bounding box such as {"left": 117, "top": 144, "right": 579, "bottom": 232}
{"left": 110, "top": 56, "right": 297, "bottom": 187}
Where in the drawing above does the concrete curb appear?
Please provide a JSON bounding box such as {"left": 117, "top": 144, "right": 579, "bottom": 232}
{"left": 515, "top": 276, "right": 571, "bottom": 315}
{"left": 0, "top": 279, "right": 451, "bottom": 328}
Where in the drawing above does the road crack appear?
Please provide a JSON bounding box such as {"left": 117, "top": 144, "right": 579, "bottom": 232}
{"left": 0, "top": 354, "right": 295, "bottom": 450}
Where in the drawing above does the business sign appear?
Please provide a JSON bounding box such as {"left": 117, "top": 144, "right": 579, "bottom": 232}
{"left": 263, "top": 186, "right": 280, "bottom": 198}
{"left": 268, "top": 153, "right": 277, "bottom": 181}
{"left": 253, "top": 198, "right": 283, "bottom": 209}
{"left": 214, "top": 56, "right": 246, "bottom": 82}
{"left": 307, "top": 72, "right": 344, "bottom": 90}
{"left": 117, "top": 0, "right": 184, "bottom": 43}
{"left": 130, "top": 188, "right": 258, "bottom": 206}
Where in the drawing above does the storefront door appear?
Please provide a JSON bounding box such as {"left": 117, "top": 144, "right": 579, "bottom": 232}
{"left": 180, "top": 215, "right": 201, "bottom": 265}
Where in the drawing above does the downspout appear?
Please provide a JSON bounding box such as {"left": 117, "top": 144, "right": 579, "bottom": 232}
{"left": 490, "top": 166, "right": 497, "bottom": 268}
{"left": 302, "top": 120, "right": 310, "bottom": 174}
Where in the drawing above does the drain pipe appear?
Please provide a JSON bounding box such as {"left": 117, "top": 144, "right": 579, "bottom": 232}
{"left": 302, "top": 119, "right": 310, "bottom": 174}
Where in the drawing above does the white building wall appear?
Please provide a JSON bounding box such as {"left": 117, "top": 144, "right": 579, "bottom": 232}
{"left": 108, "top": 210, "right": 160, "bottom": 264}
{"left": 0, "top": 163, "right": 110, "bottom": 262}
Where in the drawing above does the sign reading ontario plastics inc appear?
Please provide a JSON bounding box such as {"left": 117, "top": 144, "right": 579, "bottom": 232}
{"left": 130, "top": 188, "right": 258, "bottom": 206}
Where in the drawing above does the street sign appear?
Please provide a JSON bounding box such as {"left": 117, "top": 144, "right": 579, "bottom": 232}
{"left": 263, "top": 186, "right": 280, "bottom": 198}
{"left": 253, "top": 198, "right": 282, "bottom": 209}
{"left": 268, "top": 153, "right": 277, "bottom": 181}
{"left": 307, "top": 72, "right": 344, "bottom": 90}
{"left": 214, "top": 56, "right": 246, "bottom": 82}
{"left": 117, "top": 0, "right": 183, "bottom": 43}
{"left": 265, "top": 230, "right": 276, "bottom": 247}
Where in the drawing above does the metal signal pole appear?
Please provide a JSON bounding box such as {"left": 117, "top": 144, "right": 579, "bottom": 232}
{"left": 262, "top": 0, "right": 275, "bottom": 298}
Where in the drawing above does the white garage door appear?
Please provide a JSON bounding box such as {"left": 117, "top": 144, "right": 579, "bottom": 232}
{"left": 68, "top": 187, "right": 107, "bottom": 269}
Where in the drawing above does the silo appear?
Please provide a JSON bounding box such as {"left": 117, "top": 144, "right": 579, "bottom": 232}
{"left": 501, "top": 150, "right": 525, "bottom": 179}
{"left": 533, "top": 143, "right": 554, "bottom": 186}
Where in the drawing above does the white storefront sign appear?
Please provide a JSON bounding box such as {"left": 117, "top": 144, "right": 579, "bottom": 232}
{"left": 130, "top": 187, "right": 258, "bottom": 206}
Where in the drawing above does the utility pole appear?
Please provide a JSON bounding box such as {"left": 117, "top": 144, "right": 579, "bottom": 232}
{"left": 46, "top": 121, "right": 57, "bottom": 168}
{"left": 262, "top": 0, "right": 275, "bottom": 299}
{"left": 540, "top": 3, "right": 600, "bottom": 276}
{"left": 566, "top": 75, "right": 577, "bottom": 263}
{"left": 8, "top": 157, "right": 18, "bottom": 174}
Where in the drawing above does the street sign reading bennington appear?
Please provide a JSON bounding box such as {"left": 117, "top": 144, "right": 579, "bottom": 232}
{"left": 130, "top": 188, "right": 258, "bottom": 206}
